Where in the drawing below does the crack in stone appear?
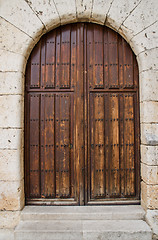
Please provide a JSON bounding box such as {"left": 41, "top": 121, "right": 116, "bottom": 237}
{"left": 131, "top": 20, "right": 158, "bottom": 39}
{"left": 24, "top": 0, "right": 47, "bottom": 31}
{"left": 137, "top": 46, "right": 158, "bottom": 56}
{"left": 53, "top": 0, "right": 61, "bottom": 23}
{"left": 0, "top": 48, "right": 27, "bottom": 58}
{"left": 90, "top": 0, "right": 94, "bottom": 19}
{"left": 118, "top": 0, "right": 143, "bottom": 30}
{"left": 104, "top": 0, "right": 115, "bottom": 25}
{"left": 0, "top": 17, "right": 34, "bottom": 40}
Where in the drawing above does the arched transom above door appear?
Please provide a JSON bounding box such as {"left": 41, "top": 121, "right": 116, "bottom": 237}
{"left": 25, "top": 23, "right": 140, "bottom": 206}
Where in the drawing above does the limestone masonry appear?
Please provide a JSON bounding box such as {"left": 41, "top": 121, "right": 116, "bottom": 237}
{"left": 0, "top": 0, "right": 157, "bottom": 239}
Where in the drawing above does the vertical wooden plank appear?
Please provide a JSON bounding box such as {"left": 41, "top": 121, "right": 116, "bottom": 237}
{"left": 108, "top": 29, "right": 119, "bottom": 88}
{"left": 70, "top": 94, "right": 75, "bottom": 198}
{"left": 71, "top": 24, "right": 77, "bottom": 89}
{"left": 93, "top": 93, "right": 105, "bottom": 197}
{"left": 60, "top": 26, "right": 71, "bottom": 89}
{"left": 30, "top": 43, "right": 41, "bottom": 88}
{"left": 109, "top": 93, "right": 120, "bottom": 197}
{"left": 89, "top": 93, "right": 95, "bottom": 199}
{"left": 29, "top": 93, "right": 40, "bottom": 197}
{"left": 119, "top": 94, "right": 125, "bottom": 197}
{"left": 41, "top": 94, "right": 55, "bottom": 198}
{"left": 55, "top": 94, "right": 60, "bottom": 198}
{"left": 94, "top": 25, "right": 104, "bottom": 88}
{"left": 75, "top": 23, "right": 84, "bottom": 205}
{"left": 59, "top": 94, "right": 71, "bottom": 197}
{"left": 104, "top": 28, "right": 109, "bottom": 89}
{"left": 87, "top": 24, "right": 94, "bottom": 89}
{"left": 124, "top": 94, "right": 135, "bottom": 196}
{"left": 56, "top": 29, "right": 61, "bottom": 89}
{"left": 45, "top": 31, "right": 56, "bottom": 89}
{"left": 41, "top": 37, "right": 46, "bottom": 90}
{"left": 123, "top": 40, "right": 134, "bottom": 88}
{"left": 118, "top": 36, "right": 124, "bottom": 88}
{"left": 104, "top": 94, "right": 109, "bottom": 197}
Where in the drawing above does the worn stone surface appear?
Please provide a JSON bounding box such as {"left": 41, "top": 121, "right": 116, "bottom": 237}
{"left": 138, "top": 48, "right": 158, "bottom": 72}
{"left": 0, "top": 17, "right": 34, "bottom": 58}
{"left": 76, "top": 0, "right": 92, "bottom": 20}
{"left": 0, "top": 0, "right": 44, "bottom": 39}
{"left": 21, "top": 205, "right": 145, "bottom": 221}
{"left": 140, "top": 102, "right": 158, "bottom": 123}
{"left": 0, "top": 211, "right": 21, "bottom": 228}
{"left": 146, "top": 210, "right": 158, "bottom": 236}
{"left": 141, "top": 181, "right": 158, "bottom": 210}
{"left": 107, "top": 0, "right": 141, "bottom": 31}
{"left": 141, "top": 145, "right": 158, "bottom": 166}
{"left": 0, "top": 179, "right": 24, "bottom": 211}
{"left": 130, "top": 21, "right": 158, "bottom": 54}
{"left": 14, "top": 219, "right": 152, "bottom": 240}
{"left": 0, "top": 149, "right": 23, "bottom": 181}
{"left": 0, "top": 129, "right": 22, "bottom": 150}
{"left": 0, "top": 49, "right": 26, "bottom": 73}
{"left": 0, "top": 72, "right": 24, "bottom": 95}
{"left": 141, "top": 163, "right": 158, "bottom": 185}
{"left": 54, "top": 0, "right": 76, "bottom": 24}
{"left": 24, "top": 0, "right": 60, "bottom": 30}
{"left": 0, "top": 0, "right": 157, "bottom": 238}
{"left": 139, "top": 70, "right": 158, "bottom": 102}
{"left": 121, "top": 0, "right": 158, "bottom": 38}
{"left": 92, "top": 0, "right": 112, "bottom": 24}
{"left": 0, "top": 95, "right": 23, "bottom": 128}
{"left": 141, "top": 123, "right": 158, "bottom": 146}
{"left": 0, "top": 229, "right": 14, "bottom": 240}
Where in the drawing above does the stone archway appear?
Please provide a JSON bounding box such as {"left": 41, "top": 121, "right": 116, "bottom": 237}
{"left": 0, "top": 0, "right": 157, "bottom": 237}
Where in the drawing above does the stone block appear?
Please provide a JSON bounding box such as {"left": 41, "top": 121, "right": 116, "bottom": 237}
{"left": 107, "top": 0, "right": 141, "bottom": 31}
{"left": 92, "top": 0, "right": 112, "bottom": 24}
{"left": 130, "top": 21, "right": 158, "bottom": 54}
{"left": 0, "top": 17, "right": 34, "bottom": 58}
{"left": 0, "top": 210, "right": 20, "bottom": 228}
{"left": 0, "top": 149, "right": 23, "bottom": 181}
{"left": 122, "top": 0, "right": 158, "bottom": 38}
{"left": 24, "top": 0, "right": 60, "bottom": 30}
{"left": 0, "top": 95, "right": 23, "bottom": 128}
{"left": 139, "top": 70, "right": 158, "bottom": 102}
{"left": 141, "top": 181, "right": 158, "bottom": 210}
{"left": 141, "top": 163, "right": 158, "bottom": 185}
{"left": 0, "top": 49, "right": 26, "bottom": 73}
{"left": 141, "top": 145, "right": 158, "bottom": 166}
{"left": 76, "top": 0, "right": 92, "bottom": 19}
{"left": 140, "top": 102, "right": 158, "bottom": 123}
{"left": 54, "top": 0, "right": 76, "bottom": 24}
{"left": 0, "top": 72, "right": 24, "bottom": 95}
{"left": 141, "top": 123, "right": 158, "bottom": 145}
{"left": 146, "top": 209, "right": 158, "bottom": 236}
{"left": 0, "top": 179, "right": 24, "bottom": 211}
{"left": 0, "top": 0, "right": 44, "bottom": 39}
{"left": 137, "top": 48, "right": 158, "bottom": 72}
{"left": 0, "top": 129, "right": 23, "bottom": 150}
{"left": 0, "top": 229, "right": 14, "bottom": 240}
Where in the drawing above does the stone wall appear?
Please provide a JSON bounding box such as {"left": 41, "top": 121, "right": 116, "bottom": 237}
{"left": 0, "top": 0, "right": 157, "bottom": 238}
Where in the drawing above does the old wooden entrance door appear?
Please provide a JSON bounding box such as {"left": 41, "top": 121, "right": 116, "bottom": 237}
{"left": 25, "top": 23, "right": 140, "bottom": 205}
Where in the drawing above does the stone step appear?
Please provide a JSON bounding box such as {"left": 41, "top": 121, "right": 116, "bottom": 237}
{"left": 14, "top": 219, "right": 152, "bottom": 240}
{"left": 21, "top": 205, "right": 145, "bottom": 220}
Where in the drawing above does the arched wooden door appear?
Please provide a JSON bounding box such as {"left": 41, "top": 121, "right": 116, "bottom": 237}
{"left": 25, "top": 23, "right": 140, "bottom": 205}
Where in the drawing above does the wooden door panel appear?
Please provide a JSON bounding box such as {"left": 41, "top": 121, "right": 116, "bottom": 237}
{"left": 88, "top": 92, "right": 138, "bottom": 203}
{"left": 29, "top": 94, "right": 40, "bottom": 197}
{"left": 25, "top": 23, "right": 140, "bottom": 205}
